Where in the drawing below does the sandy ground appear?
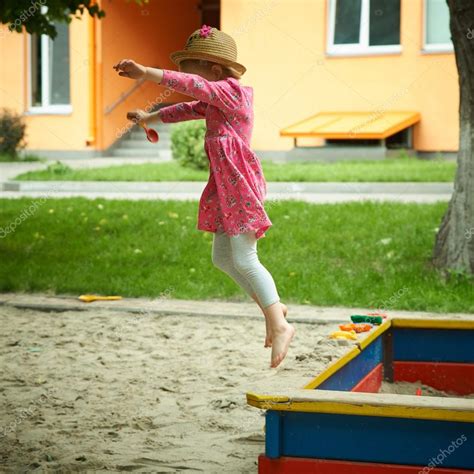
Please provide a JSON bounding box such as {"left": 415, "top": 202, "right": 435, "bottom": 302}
{"left": 0, "top": 306, "right": 349, "bottom": 473}
{"left": 380, "top": 381, "right": 474, "bottom": 398}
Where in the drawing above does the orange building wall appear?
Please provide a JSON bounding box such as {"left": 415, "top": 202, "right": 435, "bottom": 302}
{"left": 0, "top": 0, "right": 459, "bottom": 154}
{"left": 0, "top": 17, "right": 91, "bottom": 151}
{"left": 0, "top": 0, "right": 200, "bottom": 154}
{"left": 221, "top": 0, "right": 459, "bottom": 152}
{"left": 0, "top": 31, "right": 24, "bottom": 111}
{"left": 99, "top": 0, "right": 201, "bottom": 151}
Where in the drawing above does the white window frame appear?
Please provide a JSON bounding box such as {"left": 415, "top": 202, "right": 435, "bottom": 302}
{"left": 422, "top": 0, "right": 454, "bottom": 54}
{"left": 26, "top": 6, "right": 72, "bottom": 115}
{"left": 327, "top": 0, "right": 402, "bottom": 57}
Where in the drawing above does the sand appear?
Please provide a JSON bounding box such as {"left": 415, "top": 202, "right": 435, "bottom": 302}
{"left": 380, "top": 381, "right": 474, "bottom": 399}
{"left": 0, "top": 305, "right": 349, "bottom": 472}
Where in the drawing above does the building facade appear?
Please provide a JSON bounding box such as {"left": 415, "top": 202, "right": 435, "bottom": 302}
{"left": 0, "top": 0, "right": 459, "bottom": 158}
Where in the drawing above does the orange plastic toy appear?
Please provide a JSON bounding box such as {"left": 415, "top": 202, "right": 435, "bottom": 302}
{"left": 139, "top": 122, "right": 159, "bottom": 143}
{"left": 339, "top": 323, "right": 373, "bottom": 333}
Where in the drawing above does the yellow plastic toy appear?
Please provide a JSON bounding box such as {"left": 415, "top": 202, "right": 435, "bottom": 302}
{"left": 78, "top": 295, "right": 123, "bottom": 303}
{"left": 329, "top": 330, "right": 358, "bottom": 341}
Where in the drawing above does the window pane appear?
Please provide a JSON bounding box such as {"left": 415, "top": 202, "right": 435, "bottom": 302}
{"left": 426, "top": 0, "right": 451, "bottom": 44}
{"left": 334, "top": 0, "right": 362, "bottom": 44}
{"left": 30, "top": 34, "right": 42, "bottom": 106}
{"left": 48, "top": 22, "right": 70, "bottom": 105}
{"left": 369, "top": 0, "right": 400, "bottom": 46}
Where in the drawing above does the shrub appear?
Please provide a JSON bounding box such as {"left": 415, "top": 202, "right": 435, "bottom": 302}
{"left": 170, "top": 120, "right": 208, "bottom": 170}
{"left": 0, "top": 108, "right": 26, "bottom": 158}
{"left": 44, "top": 161, "right": 72, "bottom": 176}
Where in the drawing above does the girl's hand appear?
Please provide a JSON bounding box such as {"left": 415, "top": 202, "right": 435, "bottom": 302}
{"left": 127, "top": 109, "right": 150, "bottom": 124}
{"left": 113, "top": 59, "right": 147, "bottom": 80}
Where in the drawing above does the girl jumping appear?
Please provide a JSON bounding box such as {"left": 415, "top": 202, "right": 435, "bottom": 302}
{"left": 113, "top": 25, "right": 295, "bottom": 368}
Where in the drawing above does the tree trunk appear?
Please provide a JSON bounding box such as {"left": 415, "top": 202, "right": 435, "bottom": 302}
{"left": 432, "top": 0, "right": 474, "bottom": 277}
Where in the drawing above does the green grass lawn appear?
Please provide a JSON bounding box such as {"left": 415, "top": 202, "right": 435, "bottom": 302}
{"left": 0, "top": 153, "right": 43, "bottom": 162}
{"left": 0, "top": 198, "right": 471, "bottom": 313}
{"left": 14, "top": 158, "right": 456, "bottom": 182}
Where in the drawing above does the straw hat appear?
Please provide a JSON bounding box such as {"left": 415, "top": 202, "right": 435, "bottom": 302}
{"left": 170, "top": 25, "right": 246, "bottom": 77}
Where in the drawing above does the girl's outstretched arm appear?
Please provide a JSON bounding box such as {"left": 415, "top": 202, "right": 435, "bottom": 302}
{"left": 127, "top": 101, "right": 207, "bottom": 125}
{"left": 113, "top": 59, "right": 243, "bottom": 112}
{"left": 158, "top": 100, "right": 208, "bottom": 123}
{"left": 147, "top": 67, "right": 243, "bottom": 112}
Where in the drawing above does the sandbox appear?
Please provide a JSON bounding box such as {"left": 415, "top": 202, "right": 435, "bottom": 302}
{"left": 247, "top": 315, "right": 474, "bottom": 473}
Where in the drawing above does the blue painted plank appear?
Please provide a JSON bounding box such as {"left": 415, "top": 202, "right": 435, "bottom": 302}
{"left": 393, "top": 329, "right": 474, "bottom": 363}
{"left": 317, "top": 337, "right": 383, "bottom": 391}
{"left": 266, "top": 410, "right": 282, "bottom": 458}
{"left": 266, "top": 410, "right": 474, "bottom": 469}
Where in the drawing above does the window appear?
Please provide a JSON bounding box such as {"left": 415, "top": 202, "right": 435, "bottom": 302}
{"left": 328, "top": 0, "right": 401, "bottom": 56}
{"left": 424, "top": 0, "right": 453, "bottom": 52}
{"left": 29, "top": 20, "right": 71, "bottom": 113}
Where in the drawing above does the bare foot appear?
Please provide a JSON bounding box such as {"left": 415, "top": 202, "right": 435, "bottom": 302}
{"left": 270, "top": 322, "right": 295, "bottom": 368}
{"left": 264, "top": 303, "right": 287, "bottom": 348}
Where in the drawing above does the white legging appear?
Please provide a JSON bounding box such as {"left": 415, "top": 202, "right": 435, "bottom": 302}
{"left": 211, "top": 230, "right": 280, "bottom": 309}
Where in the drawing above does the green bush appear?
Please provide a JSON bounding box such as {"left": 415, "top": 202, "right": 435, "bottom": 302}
{"left": 44, "top": 160, "right": 73, "bottom": 176}
{"left": 170, "top": 120, "right": 208, "bottom": 170}
{"left": 0, "top": 108, "right": 26, "bottom": 158}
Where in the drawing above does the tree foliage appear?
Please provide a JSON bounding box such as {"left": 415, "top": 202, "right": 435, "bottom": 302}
{"left": 0, "top": 0, "right": 148, "bottom": 38}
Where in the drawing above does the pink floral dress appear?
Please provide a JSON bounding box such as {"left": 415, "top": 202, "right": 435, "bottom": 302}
{"left": 158, "top": 69, "right": 272, "bottom": 240}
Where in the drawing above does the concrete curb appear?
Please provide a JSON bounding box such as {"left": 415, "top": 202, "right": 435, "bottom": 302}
{"left": 1, "top": 180, "right": 454, "bottom": 194}
{"left": 0, "top": 293, "right": 471, "bottom": 325}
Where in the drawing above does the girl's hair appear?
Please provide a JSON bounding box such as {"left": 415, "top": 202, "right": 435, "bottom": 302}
{"left": 197, "top": 59, "right": 242, "bottom": 80}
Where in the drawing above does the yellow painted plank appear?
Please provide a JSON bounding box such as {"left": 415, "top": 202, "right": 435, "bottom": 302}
{"left": 280, "top": 111, "right": 421, "bottom": 139}
{"left": 302, "top": 321, "right": 390, "bottom": 390}
{"left": 246, "top": 398, "right": 474, "bottom": 423}
{"left": 391, "top": 318, "right": 474, "bottom": 330}
{"left": 357, "top": 319, "right": 392, "bottom": 351}
{"left": 303, "top": 322, "right": 391, "bottom": 390}
{"left": 247, "top": 392, "right": 290, "bottom": 404}
{"left": 246, "top": 390, "right": 474, "bottom": 423}
{"left": 303, "top": 346, "right": 361, "bottom": 389}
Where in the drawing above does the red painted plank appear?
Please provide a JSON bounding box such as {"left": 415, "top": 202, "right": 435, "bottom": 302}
{"left": 258, "top": 455, "right": 474, "bottom": 474}
{"left": 394, "top": 361, "right": 474, "bottom": 396}
{"left": 351, "top": 362, "right": 383, "bottom": 393}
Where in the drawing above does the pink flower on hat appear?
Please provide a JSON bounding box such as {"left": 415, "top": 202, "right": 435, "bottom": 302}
{"left": 199, "top": 24, "right": 212, "bottom": 38}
